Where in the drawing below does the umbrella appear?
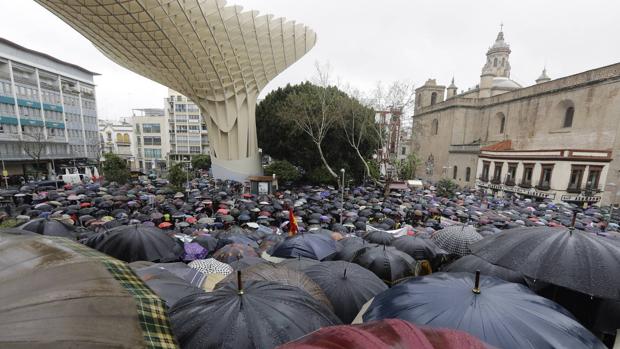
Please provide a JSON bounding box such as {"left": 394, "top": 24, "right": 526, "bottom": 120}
{"left": 229, "top": 256, "right": 272, "bottom": 270}
{"left": 362, "top": 230, "right": 394, "bottom": 245}
{"left": 90, "top": 224, "right": 183, "bottom": 263}
{"left": 392, "top": 235, "right": 447, "bottom": 261}
{"left": 212, "top": 243, "right": 259, "bottom": 264}
{"left": 471, "top": 227, "right": 620, "bottom": 299}
{"left": 18, "top": 218, "right": 77, "bottom": 240}
{"left": 278, "top": 319, "right": 490, "bottom": 349}
{"left": 182, "top": 242, "right": 209, "bottom": 261}
{"left": 135, "top": 267, "right": 205, "bottom": 308}
{"left": 135, "top": 262, "right": 207, "bottom": 288}
{"left": 0, "top": 233, "right": 177, "bottom": 348}
{"left": 188, "top": 258, "right": 233, "bottom": 275}
{"left": 352, "top": 245, "right": 417, "bottom": 285}
{"left": 169, "top": 279, "right": 341, "bottom": 349}
{"left": 193, "top": 234, "right": 218, "bottom": 252}
{"left": 279, "top": 256, "right": 321, "bottom": 272}
{"left": 444, "top": 254, "right": 526, "bottom": 284}
{"left": 431, "top": 225, "right": 483, "bottom": 256}
{"left": 361, "top": 272, "right": 605, "bottom": 349}
{"left": 215, "top": 263, "right": 333, "bottom": 310}
{"left": 336, "top": 237, "right": 375, "bottom": 262}
{"left": 270, "top": 233, "right": 338, "bottom": 261}
{"left": 303, "top": 261, "right": 388, "bottom": 323}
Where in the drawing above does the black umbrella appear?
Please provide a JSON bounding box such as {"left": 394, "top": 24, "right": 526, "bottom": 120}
{"left": 362, "top": 230, "right": 394, "bottom": 245}
{"left": 136, "top": 262, "right": 207, "bottom": 288}
{"left": 362, "top": 272, "right": 605, "bottom": 349}
{"left": 228, "top": 256, "right": 272, "bottom": 271}
{"left": 270, "top": 233, "right": 338, "bottom": 261}
{"left": 444, "top": 254, "right": 526, "bottom": 284}
{"left": 193, "top": 234, "right": 218, "bottom": 253}
{"left": 19, "top": 218, "right": 77, "bottom": 240}
{"left": 92, "top": 225, "right": 183, "bottom": 263}
{"left": 169, "top": 279, "right": 341, "bottom": 349}
{"left": 304, "top": 261, "right": 388, "bottom": 323}
{"left": 336, "top": 237, "right": 375, "bottom": 261}
{"left": 134, "top": 267, "right": 204, "bottom": 308}
{"left": 278, "top": 256, "right": 321, "bottom": 272}
{"left": 392, "top": 235, "right": 447, "bottom": 261}
{"left": 471, "top": 227, "right": 620, "bottom": 299}
{"left": 352, "top": 245, "right": 417, "bottom": 285}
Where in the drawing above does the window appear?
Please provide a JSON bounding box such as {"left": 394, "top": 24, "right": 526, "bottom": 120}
{"left": 452, "top": 166, "right": 458, "bottom": 180}
{"left": 538, "top": 164, "right": 554, "bottom": 190}
{"left": 144, "top": 148, "right": 162, "bottom": 159}
{"left": 506, "top": 163, "right": 517, "bottom": 185}
{"left": 190, "top": 146, "right": 201, "bottom": 154}
{"left": 564, "top": 107, "right": 574, "bottom": 128}
{"left": 568, "top": 165, "right": 585, "bottom": 193}
{"left": 499, "top": 115, "right": 505, "bottom": 134}
{"left": 585, "top": 166, "right": 602, "bottom": 191}
{"left": 465, "top": 167, "right": 471, "bottom": 182}
{"left": 492, "top": 162, "right": 503, "bottom": 183}
{"left": 494, "top": 57, "right": 498, "bottom": 67}
{"left": 142, "top": 123, "right": 160, "bottom": 133}
{"left": 116, "top": 133, "right": 123, "bottom": 142}
{"left": 143, "top": 136, "right": 161, "bottom": 145}
{"left": 431, "top": 119, "right": 438, "bottom": 135}
{"left": 481, "top": 161, "right": 490, "bottom": 182}
{"left": 175, "top": 103, "right": 187, "bottom": 112}
{"left": 430, "top": 92, "right": 437, "bottom": 106}
{"left": 521, "top": 164, "right": 534, "bottom": 187}
{"left": 401, "top": 147, "right": 406, "bottom": 155}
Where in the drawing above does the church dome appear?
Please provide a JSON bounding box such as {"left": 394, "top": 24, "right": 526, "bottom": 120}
{"left": 492, "top": 77, "right": 522, "bottom": 90}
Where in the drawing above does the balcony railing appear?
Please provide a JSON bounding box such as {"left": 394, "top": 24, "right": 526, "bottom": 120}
{"left": 519, "top": 182, "right": 532, "bottom": 189}
{"left": 566, "top": 186, "right": 582, "bottom": 194}
{"left": 504, "top": 179, "right": 515, "bottom": 186}
{"left": 490, "top": 178, "right": 502, "bottom": 185}
{"left": 448, "top": 144, "right": 482, "bottom": 154}
{"left": 478, "top": 176, "right": 489, "bottom": 182}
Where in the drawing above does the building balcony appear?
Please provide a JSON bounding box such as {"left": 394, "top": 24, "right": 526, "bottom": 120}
{"left": 535, "top": 184, "right": 551, "bottom": 191}
{"left": 478, "top": 176, "right": 489, "bottom": 183}
{"left": 566, "top": 186, "right": 582, "bottom": 194}
{"left": 519, "top": 182, "right": 532, "bottom": 189}
{"left": 448, "top": 144, "right": 482, "bottom": 154}
{"left": 504, "top": 179, "right": 516, "bottom": 186}
{"left": 490, "top": 178, "right": 502, "bottom": 185}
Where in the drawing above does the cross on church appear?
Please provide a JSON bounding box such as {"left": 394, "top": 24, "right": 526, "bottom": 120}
{"left": 500, "top": 22, "right": 504, "bottom": 31}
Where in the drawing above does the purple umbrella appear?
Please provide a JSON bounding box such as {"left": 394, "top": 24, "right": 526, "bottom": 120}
{"left": 183, "top": 242, "right": 209, "bottom": 262}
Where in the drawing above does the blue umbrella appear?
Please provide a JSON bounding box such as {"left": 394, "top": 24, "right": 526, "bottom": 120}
{"left": 362, "top": 272, "right": 605, "bottom": 349}
{"left": 270, "top": 233, "right": 338, "bottom": 261}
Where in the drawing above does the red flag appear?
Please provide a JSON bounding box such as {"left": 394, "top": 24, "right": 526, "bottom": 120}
{"left": 288, "top": 208, "right": 298, "bottom": 236}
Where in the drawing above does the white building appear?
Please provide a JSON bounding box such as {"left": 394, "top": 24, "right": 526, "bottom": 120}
{"left": 0, "top": 37, "right": 99, "bottom": 178}
{"left": 166, "top": 89, "right": 209, "bottom": 165}
{"left": 98, "top": 119, "right": 138, "bottom": 169}
{"left": 131, "top": 108, "right": 169, "bottom": 172}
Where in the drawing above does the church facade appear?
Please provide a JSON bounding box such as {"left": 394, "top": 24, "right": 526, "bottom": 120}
{"left": 412, "top": 30, "right": 620, "bottom": 205}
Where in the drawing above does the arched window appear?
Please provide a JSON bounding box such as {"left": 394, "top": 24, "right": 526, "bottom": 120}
{"left": 453, "top": 166, "right": 458, "bottom": 180}
{"left": 116, "top": 133, "right": 123, "bottom": 142}
{"left": 499, "top": 115, "right": 505, "bottom": 134}
{"left": 123, "top": 133, "right": 130, "bottom": 143}
{"left": 465, "top": 167, "right": 471, "bottom": 182}
{"left": 430, "top": 92, "right": 437, "bottom": 106}
{"left": 501, "top": 57, "right": 505, "bottom": 66}
{"left": 431, "top": 119, "right": 439, "bottom": 135}
{"left": 564, "top": 106, "right": 574, "bottom": 128}
{"left": 494, "top": 57, "right": 498, "bottom": 67}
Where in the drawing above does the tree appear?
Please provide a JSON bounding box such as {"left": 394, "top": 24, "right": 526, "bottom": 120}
{"left": 436, "top": 178, "right": 458, "bottom": 198}
{"left": 102, "top": 152, "right": 129, "bottom": 184}
{"left": 191, "top": 154, "right": 211, "bottom": 170}
{"left": 256, "top": 82, "right": 378, "bottom": 185}
{"left": 281, "top": 63, "right": 340, "bottom": 179}
{"left": 264, "top": 160, "right": 301, "bottom": 183}
{"left": 167, "top": 163, "right": 187, "bottom": 190}
{"left": 19, "top": 126, "right": 47, "bottom": 180}
{"left": 397, "top": 153, "right": 422, "bottom": 180}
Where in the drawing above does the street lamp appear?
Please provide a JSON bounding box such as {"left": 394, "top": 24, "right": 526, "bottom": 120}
{"left": 184, "top": 156, "right": 190, "bottom": 195}
{"left": 340, "top": 168, "right": 345, "bottom": 224}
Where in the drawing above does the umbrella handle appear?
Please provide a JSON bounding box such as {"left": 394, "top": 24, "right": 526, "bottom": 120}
{"left": 237, "top": 270, "right": 244, "bottom": 295}
{"left": 472, "top": 270, "right": 481, "bottom": 294}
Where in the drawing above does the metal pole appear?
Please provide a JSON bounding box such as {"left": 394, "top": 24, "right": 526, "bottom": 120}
{"left": 1, "top": 159, "right": 7, "bottom": 189}
{"left": 340, "top": 168, "right": 345, "bottom": 224}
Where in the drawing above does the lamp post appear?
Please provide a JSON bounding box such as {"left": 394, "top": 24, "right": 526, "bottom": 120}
{"left": 184, "top": 156, "right": 190, "bottom": 196}
{"left": 340, "top": 168, "right": 345, "bottom": 224}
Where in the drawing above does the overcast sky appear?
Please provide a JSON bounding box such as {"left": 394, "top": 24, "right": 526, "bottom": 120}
{"left": 1, "top": 0, "right": 619, "bottom": 120}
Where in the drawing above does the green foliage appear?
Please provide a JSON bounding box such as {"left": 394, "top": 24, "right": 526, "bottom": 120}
{"left": 436, "top": 178, "right": 459, "bottom": 198}
{"left": 102, "top": 153, "right": 130, "bottom": 184}
{"left": 264, "top": 160, "right": 301, "bottom": 183}
{"left": 191, "top": 154, "right": 211, "bottom": 170}
{"left": 256, "top": 82, "right": 379, "bottom": 184}
{"left": 168, "top": 163, "right": 188, "bottom": 190}
{"left": 367, "top": 160, "right": 381, "bottom": 181}
{"left": 307, "top": 166, "right": 337, "bottom": 185}
{"left": 397, "top": 153, "right": 422, "bottom": 180}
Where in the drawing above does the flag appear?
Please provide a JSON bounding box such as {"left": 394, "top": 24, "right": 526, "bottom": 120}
{"left": 288, "top": 208, "right": 298, "bottom": 236}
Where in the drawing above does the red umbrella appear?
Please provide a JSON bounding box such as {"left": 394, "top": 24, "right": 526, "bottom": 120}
{"left": 80, "top": 202, "right": 92, "bottom": 208}
{"left": 158, "top": 222, "right": 173, "bottom": 229}
{"left": 242, "top": 193, "right": 253, "bottom": 198}
{"left": 277, "top": 319, "right": 490, "bottom": 349}
{"left": 217, "top": 208, "right": 229, "bottom": 215}
{"left": 186, "top": 217, "right": 197, "bottom": 224}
